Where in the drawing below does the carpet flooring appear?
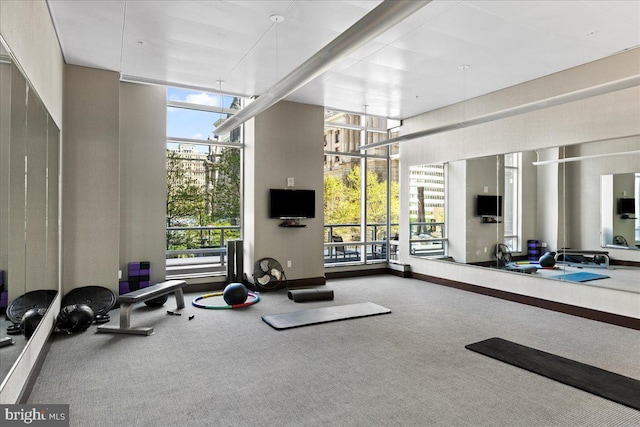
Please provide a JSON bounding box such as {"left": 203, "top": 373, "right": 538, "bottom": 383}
{"left": 26, "top": 275, "right": 640, "bottom": 426}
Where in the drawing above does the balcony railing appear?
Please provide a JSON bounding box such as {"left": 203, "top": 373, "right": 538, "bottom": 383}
{"left": 165, "top": 221, "right": 446, "bottom": 278}
{"left": 409, "top": 221, "right": 446, "bottom": 257}
{"left": 166, "top": 225, "right": 240, "bottom": 278}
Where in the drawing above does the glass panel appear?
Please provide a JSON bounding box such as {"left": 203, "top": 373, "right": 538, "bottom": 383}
{"left": 167, "top": 87, "right": 240, "bottom": 111}
{"left": 366, "top": 157, "right": 388, "bottom": 260}
{"left": 365, "top": 131, "right": 388, "bottom": 156}
{"left": 503, "top": 153, "right": 519, "bottom": 251}
{"left": 390, "top": 156, "right": 400, "bottom": 241}
{"left": 166, "top": 143, "right": 241, "bottom": 260}
{"left": 325, "top": 110, "right": 360, "bottom": 126}
{"left": 324, "top": 155, "right": 361, "bottom": 263}
{"left": 167, "top": 106, "right": 229, "bottom": 141}
{"left": 409, "top": 163, "right": 446, "bottom": 257}
{"left": 365, "top": 115, "right": 388, "bottom": 131}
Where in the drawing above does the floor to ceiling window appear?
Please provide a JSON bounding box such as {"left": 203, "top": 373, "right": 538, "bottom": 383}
{"left": 165, "top": 87, "right": 244, "bottom": 278}
{"left": 323, "top": 109, "right": 399, "bottom": 265}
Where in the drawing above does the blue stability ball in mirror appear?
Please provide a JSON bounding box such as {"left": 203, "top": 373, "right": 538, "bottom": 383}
{"left": 223, "top": 283, "right": 249, "bottom": 305}
{"left": 539, "top": 251, "right": 556, "bottom": 268}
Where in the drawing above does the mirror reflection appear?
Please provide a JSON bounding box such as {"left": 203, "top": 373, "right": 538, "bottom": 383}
{"left": 409, "top": 137, "right": 640, "bottom": 294}
{"left": 0, "top": 40, "right": 59, "bottom": 384}
{"left": 601, "top": 173, "right": 640, "bottom": 249}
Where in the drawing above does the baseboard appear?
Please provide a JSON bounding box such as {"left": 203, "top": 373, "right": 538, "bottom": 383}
{"left": 283, "top": 276, "right": 326, "bottom": 288}
{"left": 411, "top": 272, "right": 640, "bottom": 331}
{"left": 326, "top": 267, "right": 389, "bottom": 280}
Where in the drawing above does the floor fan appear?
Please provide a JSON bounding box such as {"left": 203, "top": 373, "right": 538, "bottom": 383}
{"left": 253, "top": 258, "right": 286, "bottom": 291}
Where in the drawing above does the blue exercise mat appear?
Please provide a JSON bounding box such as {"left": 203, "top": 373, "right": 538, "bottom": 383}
{"left": 551, "top": 272, "right": 610, "bottom": 282}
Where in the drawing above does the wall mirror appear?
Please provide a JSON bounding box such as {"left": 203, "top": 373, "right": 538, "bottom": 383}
{"left": 0, "top": 38, "right": 60, "bottom": 386}
{"left": 409, "top": 136, "right": 640, "bottom": 294}
{"left": 600, "top": 173, "right": 640, "bottom": 250}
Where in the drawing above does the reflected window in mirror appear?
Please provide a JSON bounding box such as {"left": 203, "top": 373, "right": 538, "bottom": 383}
{"left": 503, "top": 153, "right": 522, "bottom": 252}
{"left": 635, "top": 173, "right": 640, "bottom": 246}
{"left": 601, "top": 172, "right": 640, "bottom": 250}
{"left": 409, "top": 163, "right": 446, "bottom": 257}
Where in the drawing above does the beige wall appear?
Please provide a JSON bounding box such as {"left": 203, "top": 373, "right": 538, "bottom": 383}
{"left": 62, "top": 65, "right": 121, "bottom": 295}
{"left": 63, "top": 68, "right": 169, "bottom": 295}
{"left": 0, "top": 0, "right": 63, "bottom": 127}
{"left": 245, "top": 101, "right": 325, "bottom": 284}
{"left": 119, "top": 82, "right": 167, "bottom": 283}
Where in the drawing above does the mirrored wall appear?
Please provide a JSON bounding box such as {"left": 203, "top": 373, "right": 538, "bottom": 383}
{"left": 0, "top": 39, "right": 60, "bottom": 386}
{"left": 409, "top": 136, "right": 640, "bottom": 294}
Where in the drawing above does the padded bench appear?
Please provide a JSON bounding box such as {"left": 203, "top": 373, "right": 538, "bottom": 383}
{"left": 97, "top": 280, "right": 187, "bottom": 336}
{"left": 555, "top": 249, "right": 610, "bottom": 269}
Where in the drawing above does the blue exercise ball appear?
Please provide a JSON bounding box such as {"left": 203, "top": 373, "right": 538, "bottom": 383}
{"left": 223, "top": 283, "right": 248, "bottom": 305}
{"left": 539, "top": 251, "right": 556, "bottom": 268}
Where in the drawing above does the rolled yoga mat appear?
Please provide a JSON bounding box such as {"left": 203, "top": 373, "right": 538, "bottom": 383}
{"left": 466, "top": 337, "right": 640, "bottom": 410}
{"left": 287, "top": 289, "right": 334, "bottom": 302}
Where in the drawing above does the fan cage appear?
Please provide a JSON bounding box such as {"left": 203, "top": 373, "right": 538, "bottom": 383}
{"left": 253, "top": 257, "right": 287, "bottom": 291}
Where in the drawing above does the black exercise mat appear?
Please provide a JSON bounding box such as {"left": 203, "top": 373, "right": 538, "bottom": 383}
{"left": 466, "top": 337, "right": 640, "bottom": 410}
{"left": 287, "top": 289, "right": 334, "bottom": 302}
{"left": 262, "top": 302, "right": 390, "bottom": 330}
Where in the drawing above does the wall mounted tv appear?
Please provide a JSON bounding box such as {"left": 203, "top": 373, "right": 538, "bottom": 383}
{"left": 476, "top": 195, "right": 503, "bottom": 217}
{"left": 617, "top": 198, "right": 635, "bottom": 215}
{"left": 269, "top": 189, "right": 316, "bottom": 219}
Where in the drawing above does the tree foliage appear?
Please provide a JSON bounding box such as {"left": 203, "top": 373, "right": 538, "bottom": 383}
{"left": 324, "top": 165, "right": 398, "bottom": 240}
{"left": 166, "top": 148, "right": 240, "bottom": 252}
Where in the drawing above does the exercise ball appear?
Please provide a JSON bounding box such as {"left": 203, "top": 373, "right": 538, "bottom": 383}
{"left": 539, "top": 251, "right": 556, "bottom": 268}
{"left": 223, "top": 283, "right": 248, "bottom": 305}
{"left": 145, "top": 294, "right": 169, "bottom": 307}
{"left": 56, "top": 304, "right": 95, "bottom": 334}
{"left": 21, "top": 308, "right": 46, "bottom": 339}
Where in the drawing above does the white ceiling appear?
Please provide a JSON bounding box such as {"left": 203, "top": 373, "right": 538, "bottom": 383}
{"left": 47, "top": 0, "right": 639, "bottom": 119}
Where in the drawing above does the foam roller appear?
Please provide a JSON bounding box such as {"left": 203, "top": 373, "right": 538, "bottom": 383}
{"left": 287, "top": 289, "right": 334, "bottom": 302}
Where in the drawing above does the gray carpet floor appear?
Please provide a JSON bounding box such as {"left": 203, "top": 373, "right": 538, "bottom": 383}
{"left": 27, "top": 275, "right": 640, "bottom": 426}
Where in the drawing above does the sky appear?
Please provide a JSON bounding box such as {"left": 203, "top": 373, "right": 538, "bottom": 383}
{"left": 166, "top": 87, "right": 237, "bottom": 142}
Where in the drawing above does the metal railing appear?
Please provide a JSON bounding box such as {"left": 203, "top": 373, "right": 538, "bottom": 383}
{"left": 165, "top": 221, "right": 445, "bottom": 276}
{"left": 409, "top": 221, "right": 446, "bottom": 257}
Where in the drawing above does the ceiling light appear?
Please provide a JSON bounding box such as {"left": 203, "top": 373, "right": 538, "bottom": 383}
{"left": 270, "top": 14, "right": 285, "bottom": 23}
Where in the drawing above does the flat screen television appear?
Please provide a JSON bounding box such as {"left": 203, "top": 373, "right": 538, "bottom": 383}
{"left": 476, "top": 195, "right": 503, "bottom": 217}
{"left": 269, "top": 189, "right": 315, "bottom": 219}
{"left": 617, "top": 198, "right": 635, "bottom": 215}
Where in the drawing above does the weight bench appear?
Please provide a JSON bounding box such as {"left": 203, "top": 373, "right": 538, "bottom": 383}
{"left": 97, "top": 280, "right": 187, "bottom": 336}
{"left": 555, "top": 249, "right": 610, "bottom": 269}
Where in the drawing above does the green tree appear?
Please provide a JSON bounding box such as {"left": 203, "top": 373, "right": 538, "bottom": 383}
{"left": 206, "top": 147, "right": 240, "bottom": 225}
{"left": 166, "top": 151, "right": 207, "bottom": 227}
{"left": 166, "top": 151, "right": 207, "bottom": 251}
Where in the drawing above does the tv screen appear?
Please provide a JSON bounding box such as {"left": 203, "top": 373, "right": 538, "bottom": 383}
{"left": 617, "top": 198, "right": 635, "bottom": 215}
{"left": 269, "top": 189, "right": 315, "bottom": 219}
{"left": 476, "top": 195, "right": 503, "bottom": 217}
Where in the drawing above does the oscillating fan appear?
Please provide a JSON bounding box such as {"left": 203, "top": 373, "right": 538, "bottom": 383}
{"left": 253, "top": 258, "right": 286, "bottom": 291}
{"left": 494, "top": 243, "right": 513, "bottom": 267}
